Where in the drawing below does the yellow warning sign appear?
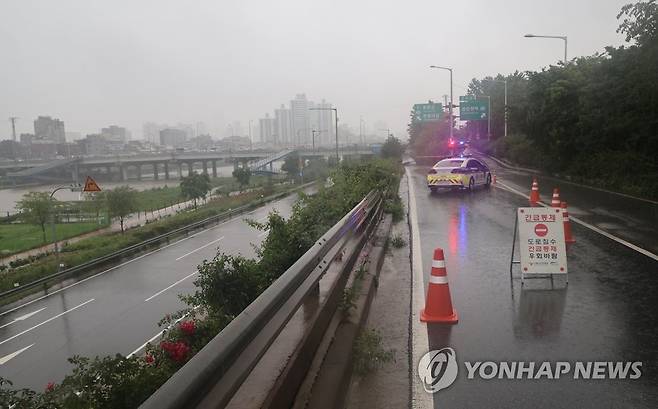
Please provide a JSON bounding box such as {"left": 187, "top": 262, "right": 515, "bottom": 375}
{"left": 83, "top": 176, "right": 102, "bottom": 192}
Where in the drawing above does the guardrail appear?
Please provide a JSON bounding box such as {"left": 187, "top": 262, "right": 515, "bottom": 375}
{"left": 0, "top": 182, "right": 316, "bottom": 302}
{"left": 139, "top": 190, "right": 382, "bottom": 409}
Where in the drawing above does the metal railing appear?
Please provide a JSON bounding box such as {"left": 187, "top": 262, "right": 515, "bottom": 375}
{"left": 0, "top": 183, "right": 314, "bottom": 302}
{"left": 139, "top": 190, "right": 382, "bottom": 409}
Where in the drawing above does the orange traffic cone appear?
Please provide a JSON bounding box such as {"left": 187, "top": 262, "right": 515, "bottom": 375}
{"left": 551, "top": 188, "right": 561, "bottom": 208}
{"left": 529, "top": 178, "right": 540, "bottom": 206}
{"left": 421, "top": 248, "right": 458, "bottom": 324}
{"left": 561, "top": 201, "right": 576, "bottom": 244}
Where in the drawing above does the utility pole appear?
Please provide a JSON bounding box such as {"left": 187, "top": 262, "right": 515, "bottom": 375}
{"left": 9, "top": 117, "right": 18, "bottom": 141}
{"left": 248, "top": 120, "right": 253, "bottom": 151}
{"left": 309, "top": 107, "right": 339, "bottom": 162}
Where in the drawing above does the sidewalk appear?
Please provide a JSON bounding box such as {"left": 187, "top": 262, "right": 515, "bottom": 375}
{"left": 0, "top": 186, "right": 272, "bottom": 266}
{"left": 346, "top": 176, "right": 412, "bottom": 409}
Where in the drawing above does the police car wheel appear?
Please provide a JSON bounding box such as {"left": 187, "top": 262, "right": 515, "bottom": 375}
{"left": 486, "top": 173, "right": 492, "bottom": 187}
{"left": 468, "top": 177, "right": 475, "bottom": 191}
{"left": 430, "top": 186, "right": 437, "bottom": 194}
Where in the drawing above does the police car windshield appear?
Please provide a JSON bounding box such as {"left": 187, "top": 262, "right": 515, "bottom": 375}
{"left": 435, "top": 159, "right": 464, "bottom": 168}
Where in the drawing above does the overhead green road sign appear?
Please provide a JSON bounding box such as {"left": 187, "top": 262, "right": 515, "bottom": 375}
{"left": 459, "top": 97, "right": 488, "bottom": 121}
{"left": 413, "top": 102, "right": 444, "bottom": 122}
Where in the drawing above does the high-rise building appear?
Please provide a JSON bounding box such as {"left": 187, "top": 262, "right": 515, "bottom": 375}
{"left": 259, "top": 114, "right": 276, "bottom": 144}
{"left": 275, "top": 104, "right": 292, "bottom": 146}
{"left": 290, "top": 94, "right": 310, "bottom": 146}
{"left": 101, "top": 125, "right": 129, "bottom": 144}
{"left": 143, "top": 122, "right": 165, "bottom": 144}
{"left": 159, "top": 128, "right": 187, "bottom": 147}
{"left": 34, "top": 116, "right": 65, "bottom": 143}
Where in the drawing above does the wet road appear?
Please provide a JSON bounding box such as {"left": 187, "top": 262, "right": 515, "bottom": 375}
{"left": 0, "top": 192, "right": 300, "bottom": 390}
{"left": 408, "top": 160, "right": 658, "bottom": 408}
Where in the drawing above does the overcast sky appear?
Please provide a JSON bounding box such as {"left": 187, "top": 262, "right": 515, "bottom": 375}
{"left": 0, "top": 0, "right": 629, "bottom": 141}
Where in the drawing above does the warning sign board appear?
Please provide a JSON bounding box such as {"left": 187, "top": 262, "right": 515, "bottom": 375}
{"left": 517, "top": 207, "right": 567, "bottom": 275}
{"left": 83, "top": 176, "right": 102, "bottom": 192}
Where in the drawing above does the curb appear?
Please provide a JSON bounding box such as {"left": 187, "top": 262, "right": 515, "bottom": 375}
{"left": 300, "top": 215, "right": 393, "bottom": 409}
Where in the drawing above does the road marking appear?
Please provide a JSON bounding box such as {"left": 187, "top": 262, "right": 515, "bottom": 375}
{"left": 406, "top": 168, "right": 433, "bottom": 409}
{"left": 0, "top": 307, "right": 47, "bottom": 329}
{"left": 495, "top": 181, "right": 658, "bottom": 262}
{"left": 0, "top": 343, "right": 34, "bottom": 365}
{"left": 0, "top": 215, "right": 244, "bottom": 318}
{"left": 175, "top": 236, "right": 225, "bottom": 261}
{"left": 126, "top": 306, "right": 199, "bottom": 358}
{"left": 0, "top": 299, "right": 94, "bottom": 346}
{"left": 144, "top": 272, "right": 198, "bottom": 302}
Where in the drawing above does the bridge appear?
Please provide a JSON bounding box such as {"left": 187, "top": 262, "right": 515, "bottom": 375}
{"left": 3, "top": 148, "right": 374, "bottom": 183}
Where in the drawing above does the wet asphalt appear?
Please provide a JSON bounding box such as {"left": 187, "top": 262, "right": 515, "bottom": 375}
{"left": 0, "top": 192, "right": 301, "bottom": 391}
{"left": 409, "top": 160, "right": 658, "bottom": 408}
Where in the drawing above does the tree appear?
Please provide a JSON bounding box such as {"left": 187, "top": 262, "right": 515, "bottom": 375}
{"left": 106, "top": 186, "right": 138, "bottom": 233}
{"left": 84, "top": 192, "right": 106, "bottom": 224}
{"left": 232, "top": 167, "right": 251, "bottom": 191}
{"left": 380, "top": 136, "right": 404, "bottom": 159}
{"left": 617, "top": 0, "right": 658, "bottom": 46}
{"left": 17, "top": 192, "right": 56, "bottom": 243}
{"left": 281, "top": 153, "right": 301, "bottom": 180}
{"left": 180, "top": 171, "right": 211, "bottom": 209}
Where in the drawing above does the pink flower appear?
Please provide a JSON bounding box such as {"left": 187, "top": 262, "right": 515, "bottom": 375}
{"left": 144, "top": 354, "right": 155, "bottom": 364}
{"left": 179, "top": 320, "right": 196, "bottom": 336}
{"left": 45, "top": 382, "right": 55, "bottom": 393}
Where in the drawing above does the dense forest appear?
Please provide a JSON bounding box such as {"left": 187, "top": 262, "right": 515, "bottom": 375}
{"left": 409, "top": 0, "right": 658, "bottom": 198}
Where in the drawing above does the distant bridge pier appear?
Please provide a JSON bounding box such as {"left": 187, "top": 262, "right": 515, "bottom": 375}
{"left": 120, "top": 165, "right": 127, "bottom": 181}
{"left": 212, "top": 160, "right": 217, "bottom": 178}
{"left": 202, "top": 161, "right": 208, "bottom": 175}
{"left": 164, "top": 162, "right": 170, "bottom": 180}
{"left": 153, "top": 163, "right": 159, "bottom": 180}
{"left": 136, "top": 164, "right": 142, "bottom": 181}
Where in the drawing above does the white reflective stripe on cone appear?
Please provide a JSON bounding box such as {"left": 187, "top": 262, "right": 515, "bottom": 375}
{"left": 429, "top": 275, "right": 449, "bottom": 284}
{"left": 431, "top": 259, "right": 446, "bottom": 268}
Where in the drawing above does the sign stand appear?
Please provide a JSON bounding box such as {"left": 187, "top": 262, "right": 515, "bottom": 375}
{"left": 509, "top": 207, "right": 568, "bottom": 287}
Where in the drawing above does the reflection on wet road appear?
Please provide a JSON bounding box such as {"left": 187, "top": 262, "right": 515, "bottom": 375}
{"left": 408, "top": 161, "right": 658, "bottom": 408}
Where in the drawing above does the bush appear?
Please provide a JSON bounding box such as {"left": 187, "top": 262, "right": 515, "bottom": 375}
{"left": 352, "top": 328, "right": 395, "bottom": 376}
{"left": 390, "top": 234, "right": 406, "bottom": 248}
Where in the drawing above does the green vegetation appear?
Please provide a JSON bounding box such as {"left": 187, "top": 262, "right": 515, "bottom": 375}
{"left": 410, "top": 1, "right": 658, "bottom": 198}
{"left": 0, "top": 223, "right": 103, "bottom": 255}
{"left": 381, "top": 136, "right": 405, "bottom": 160}
{"left": 16, "top": 192, "right": 56, "bottom": 243}
{"left": 390, "top": 234, "right": 406, "bottom": 248}
{"left": 0, "top": 186, "right": 291, "bottom": 295}
{"left": 180, "top": 172, "right": 212, "bottom": 209}
{"left": 352, "top": 328, "right": 395, "bottom": 376}
{"left": 0, "top": 158, "right": 401, "bottom": 408}
{"left": 106, "top": 186, "right": 139, "bottom": 233}
{"left": 232, "top": 167, "right": 252, "bottom": 190}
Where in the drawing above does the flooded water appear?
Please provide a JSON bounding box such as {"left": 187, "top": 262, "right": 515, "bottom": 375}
{"left": 0, "top": 164, "right": 236, "bottom": 213}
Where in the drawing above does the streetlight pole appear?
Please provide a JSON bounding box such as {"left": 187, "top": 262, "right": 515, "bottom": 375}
{"left": 524, "top": 34, "right": 568, "bottom": 65}
{"left": 429, "top": 65, "right": 454, "bottom": 140}
{"left": 310, "top": 107, "right": 339, "bottom": 162}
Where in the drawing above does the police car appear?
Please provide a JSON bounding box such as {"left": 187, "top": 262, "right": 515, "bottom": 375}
{"left": 426, "top": 157, "right": 492, "bottom": 193}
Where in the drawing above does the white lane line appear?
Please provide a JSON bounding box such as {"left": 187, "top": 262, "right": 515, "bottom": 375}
{"left": 144, "top": 272, "right": 198, "bottom": 302}
{"left": 406, "top": 168, "right": 433, "bottom": 409}
{"left": 495, "top": 181, "right": 658, "bottom": 262}
{"left": 0, "top": 343, "right": 35, "bottom": 365}
{"left": 175, "top": 236, "right": 225, "bottom": 261}
{"left": 0, "top": 299, "right": 94, "bottom": 346}
{"left": 257, "top": 229, "right": 270, "bottom": 238}
{"left": 0, "top": 307, "right": 47, "bottom": 329}
{"left": 126, "top": 306, "right": 199, "bottom": 358}
{"left": 0, "top": 216, "right": 242, "bottom": 318}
